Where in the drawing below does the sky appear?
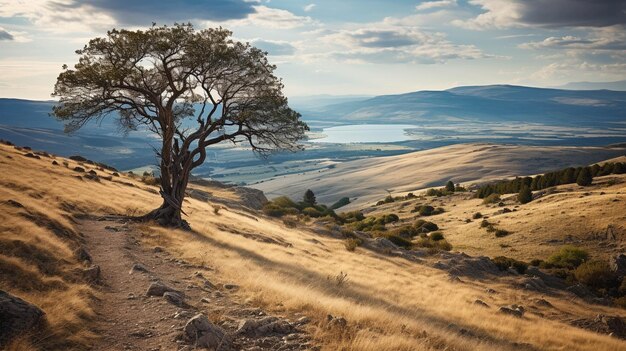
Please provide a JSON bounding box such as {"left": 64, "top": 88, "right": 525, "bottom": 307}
{"left": 0, "top": 0, "right": 625, "bottom": 100}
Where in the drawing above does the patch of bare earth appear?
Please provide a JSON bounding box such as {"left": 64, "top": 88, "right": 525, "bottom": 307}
{"left": 80, "top": 217, "right": 314, "bottom": 351}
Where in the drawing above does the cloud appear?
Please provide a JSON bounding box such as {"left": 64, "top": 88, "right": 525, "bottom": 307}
{"left": 0, "top": 0, "right": 266, "bottom": 31}
{"left": 0, "top": 28, "right": 14, "bottom": 40}
{"left": 457, "top": 0, "right": 626, "bottom": 29}
{"left": 520, "top": 26, "right": 626, "bottom": 51}
{"left": 249, "top": 39, "right": 296, "bottom": 55}
{"left": 304, "top": 4, "right": 316, "bottom": 12}
{"left": 319, "top": 26, "right": 494, "bottom": 64}
{"left": 531, "top": 61, "right": 626, "bottom": 81}
{"left": 415, "top": 0, "right": 457, "bottom": 11}
{"left": 214, "top": 5, "right": 316, "bottom": 28}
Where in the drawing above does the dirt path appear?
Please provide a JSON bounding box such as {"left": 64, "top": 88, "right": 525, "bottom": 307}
{"left": 80, "top": 217, "right": 314, "bottom": 351}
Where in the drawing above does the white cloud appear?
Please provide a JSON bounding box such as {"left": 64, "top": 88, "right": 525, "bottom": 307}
{"left": 415, "top": 0, "right": 457, "bottom": 11}
{"left": 304, "top": 4, "right": 316, "bottom": 12}
{"left": 208, "top": 5, "right": 316, "bottom": 29}
{"left": 453, "top": 0, "right": 522, "bottom": 30}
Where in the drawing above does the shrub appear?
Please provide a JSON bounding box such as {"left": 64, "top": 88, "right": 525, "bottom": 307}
{"left": 330, "top": 197, "right": 351, "bottom": 210}
{"left": 340, "top": 211, "right": 365, "bottom": 223}
{"left": 574, "top": 260, "right": 618, "bottom": 290}
{"left": 483, "top": 193, "right": 501, "bottom": 205}
{"left": 472, "top": 212, "right": 483, "bottom": 219}
{"left": 302, "top": 207, "right": 323, "bottom": 218}
{"left": 414, "top": 205, "right": 444, "bottom": 216}
{"left": 480, "top": 219, "right": 490, "bottom": 228}
{"left": 445, "top": 181, "right": 455, "bottom": 193}
{"left": 263, "top": 204, "right": 286, "bottom": 217}
{"left": 436, "top": 239, "right": 452, "bottom": 251}
{"left": 383, "top": 234, "right": 412, "bottom": 249}
{"left": 614, "top": 296, "right": 626, "bottom": 309}
{"left": 383, "top": 213, "right": 400, "bottom": 223}
{"left": 429, "top": 232, "right": 445, "bottom": 241}
{"left": 425, "top": 188, "right": 445, "bottom": 197}
{"left": 272, "top": 196, "right": 299, "bottom": 209}
{"left": 494, "top": 229, "right": 510, "bottom": 237}
{"left": 492, "top": 256, "right": 528, "bottom": 274}
{"left": 576, "top": 167, "right": 593, "bottom": 186}
{"left": 518, "top": 186, "right": 532, "bottom": 204}
{"left": 344, "top": 238, "right": 363, "bottom": 252}
{"left": 546, "top": 246, "right": 589, "bottom": 268}
{"left": 415, "top": 220, "right": 438, "bottom": 233}
{"left": 530, "top": 259, "right": 543, "bottom": 267}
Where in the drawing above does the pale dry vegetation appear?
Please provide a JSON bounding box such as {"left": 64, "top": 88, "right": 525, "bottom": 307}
{"left": 1, "top": 143, "right": 626, "bottom": 350}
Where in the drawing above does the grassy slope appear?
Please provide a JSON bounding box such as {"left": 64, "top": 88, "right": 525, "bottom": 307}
{"left": 253, "top": 143, "right": 626, "bottom": 209}
{"left": 1, "top": 143, "right": 625, "bottom": 351}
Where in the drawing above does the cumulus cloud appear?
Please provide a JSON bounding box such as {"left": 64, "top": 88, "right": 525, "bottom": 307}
{"left": 457, "top": 0, "right": 626, "bottom": 29}
{"left": 520, "top": 26, "right": 626, "bottom": 53}
{"left": 215, "top": 5, "right": 316, "bottom": 29}
{"left": 415, "top": 0, "right": 457, "bottom": 11}
{"left": 320, "top": 26, "right": 494, "bottom": 64}
{"left": 249, "top": 39, "right": 297, "bottom": 55}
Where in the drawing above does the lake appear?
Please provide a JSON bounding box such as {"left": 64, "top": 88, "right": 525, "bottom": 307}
{"left": 309, "top": 124, "right": 418, "bottom": 143}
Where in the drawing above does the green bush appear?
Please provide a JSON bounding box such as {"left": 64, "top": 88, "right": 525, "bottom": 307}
{"left": 344, "top": 238, "right": 363, "bottom": 252}
{"left": 383, "top": 213, "right": 400, "bottom": 223}
{"left": 415, "top": 220, "right": 439, "bottom": 233}
{"left": 330, "top": 197, "right": 351, "bottom": 210}
{"left": 340, "top": 211, "right": 365, "bottom": 223}
{"left": 483, "top": 193, "right": 501, "bottom": 205}
{"left": 445, "top": 181, "right": 455, "bottom": 193}
{"left": 480, "top": 219, "right": 490, "bottom": 228}
{"left": 302, "top": 207, "right": 323, "bottom": 218}
{"left": 382, "top": 234, "right": 412, "bottom": 249}
{"left": 574, "top": 260, "right": 618, "bottom": 290}
{"left": 429, "top": 232, "right": 445, "bottom": 241}
{"left": 546, "top": 246, "right": 589, "bottom": 268}
{"left": 576, "top": 167, "right": 593, "bottom": 186}
{"left": 494, "top": 229, "right": 510, "bottom": 237}
{"left": 272, "top": 196, "right": 299, "bottom": 209}
{"left": 492, "top": 256, "right": 528, "bottom": 274}
{"left": 518, "top": 186, "right": 532, "bottom": 204}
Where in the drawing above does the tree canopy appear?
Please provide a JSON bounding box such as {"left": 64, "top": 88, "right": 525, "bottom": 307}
{"left": 52, "top": 24, "right": 308, "bottom": 227}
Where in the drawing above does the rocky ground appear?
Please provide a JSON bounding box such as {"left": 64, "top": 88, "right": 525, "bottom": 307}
{"left": 78, "top": 217, "right": 314, "bottom": 351}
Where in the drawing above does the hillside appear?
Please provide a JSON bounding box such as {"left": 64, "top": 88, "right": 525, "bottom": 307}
{"left": 306, "top": 85, "right": 626, "bottom": 125}
{"left": 2, "top": 141, "right": 626, "bottom": 350}
{"left": 254, "top": 143, "right": 626, "bottom": 208}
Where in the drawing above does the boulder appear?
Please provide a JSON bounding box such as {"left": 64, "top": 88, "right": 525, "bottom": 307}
{"left": 0, "top": 291, "right": 45, "bottom": 346}
{"left": 82, "top": 265, "right": 101, "bottom": 283}
{"left": 236, "top": 316, "right": 293, "bottom": 336}
{"left": 183, "top": 314, "right": 229, "bottom": 349}
{"left": 233, "top": 187, "right": 268, "bottom": 210}
{"left": 610, "top": 254, "right": 626, "bottom": 277}
{"left": 499, "top": 305, "right": 524, "bottom": 318}
{"left": 163, "top": 292, "right": 186, "bottom": 307}
{"left": 129, "top": 263, "right": 149, "bottom": 275}
{"left": 146, "top": 281, "right": 180, "bottom": 297}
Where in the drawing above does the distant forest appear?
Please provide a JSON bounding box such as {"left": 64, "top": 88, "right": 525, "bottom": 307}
{"left": 476, "top": 162, "right": 626, "bottom": 198}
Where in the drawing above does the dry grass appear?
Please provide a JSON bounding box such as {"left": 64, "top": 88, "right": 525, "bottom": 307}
{"left": 1, "top": 143, "right": 626, "bottom": 350}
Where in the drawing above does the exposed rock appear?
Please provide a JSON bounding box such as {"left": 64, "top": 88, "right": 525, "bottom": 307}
{"left": 146, "top": 281, "right": 181, "bottom": 297}
{"left": 183, "top": 314, "right": 230, "bottom": 349}
{"left": 519, "top": 276, "right": 549, "bottom": 293}
{"left": 74, "top": 246, "right": 92, "bottom": 263}
{"left": 499, "top": 305, "right": 524, "bottom": 318}
{"left": 534, "top": 299, "right": 553, "bottom": 308}
{"left": 609, "top": 254, "right": 626, "bottom": 277}
{"left": 0, "top": 290, "right": 46, "bottom": 346}
{"left": 566, "top": 284, "right": 595, "bottom": 299}
{"left": 5, "top": 199, "right": 24, "bottom": 208}
{"left": 51, "top": 160, "right": 59, "bottom": 166}
{"left": 223, "top": 284, "right": 239, "bottom": 290}
{"left": 164, "top": 292, "right": 186, "bottom": 307}
{"left": 474, "top": 299, "right": 489, "bottom": 308}
{"left": 129, "top": 263, "right": 149, "bottom": 274}
{"left": 572, "top": 314, "right": 626, "bottom": 339}
{"left": 23, "top": 152, "right": 40, "bottom": 159}
{"left": 525, "top": 267, "right": 567, "bottom": 290}
{"left": 237, "top": 317, "right": 294, "bottom": 336}
{"left": 233, "top": 187, "right": 268, "bottom": 210}
{"left": 73, "top": 166, "right": 85, "bottom": 173}
{"left": 433, "top": 253, "right": 501, "bottom": 278}
{"left": 295, "top": 316, "right": 311, "bottom": 325}
{"left": 82, "top": 265, "right": 101, "bottom": 283}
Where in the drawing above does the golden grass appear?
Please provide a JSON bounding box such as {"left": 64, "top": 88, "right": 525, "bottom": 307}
{"left": 1, "top": 143, "right": 625, "bottom": 350}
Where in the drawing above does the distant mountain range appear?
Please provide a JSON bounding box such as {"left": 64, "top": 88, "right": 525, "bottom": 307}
{"left": 555, "top": 80, "right": 626, "bottom": 91}
{"left": 301, "top": 84, "right": 626, "bottom": 126}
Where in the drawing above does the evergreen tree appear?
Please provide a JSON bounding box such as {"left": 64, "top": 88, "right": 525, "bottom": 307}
{"left": 445, "top": 181, "right": 455, "bottom": 193}
{"left": 303, "top": 189, "right": 317, "bottom": 206}
{"left": 518, "top": 186, "right": 532, "bottom": 204}
{"left": 576, "top": 167, "right": 593, "bottom": 186}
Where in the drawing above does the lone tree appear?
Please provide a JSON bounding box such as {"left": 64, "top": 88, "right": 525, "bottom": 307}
{"left": 445, "top": 180, "right": 455, "bottom": 193}
{"left": 303, "top": 189, "right": 316, "bottom": 207}
{"left": 517, "top": 186, "right": 532, "bottom": 204}
{"left": 576, "top": 167, "right": 593, "bottom": 187}
{"left": 52, "top": 24, "right": 308, "bottom": 227}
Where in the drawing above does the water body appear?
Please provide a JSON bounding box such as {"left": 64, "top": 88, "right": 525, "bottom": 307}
{"left": 310, "top": 124, "right": 418, "bottom": 143}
